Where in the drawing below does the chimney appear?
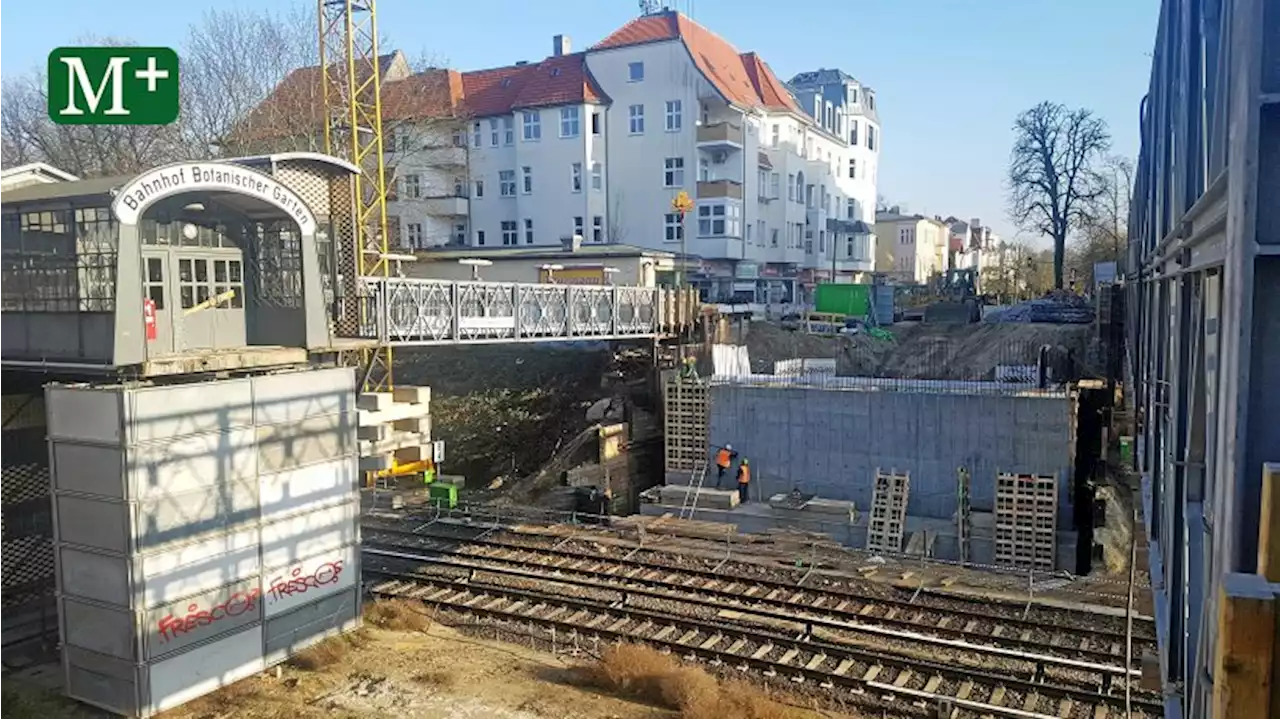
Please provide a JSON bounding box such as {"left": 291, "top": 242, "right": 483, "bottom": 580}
{"left": 970, "top": 217, "right": 981, "bottom": 229}
{"left": 561, "top": 234, "right": 582, "bottom": 252}
{"left": 890, "top": 205, "right": 901, "bottom": 215}
{"left": 553, "top": 34, "right": 571, "bottom": 57}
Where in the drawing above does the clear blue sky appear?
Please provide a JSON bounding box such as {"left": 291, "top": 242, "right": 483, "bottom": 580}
{"left": 2, "top": 0, "right": 1158, "bottom": 246}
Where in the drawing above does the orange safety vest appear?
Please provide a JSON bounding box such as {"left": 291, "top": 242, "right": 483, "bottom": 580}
{"left": 737, "top": 465, "right": 750, "bottom": 484}
{"left": 716, "top": 448, "right": 732, "bottom": 468}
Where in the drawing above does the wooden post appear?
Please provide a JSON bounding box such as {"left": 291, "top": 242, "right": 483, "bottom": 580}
{"left": 1212, "top": 573, "right": 1276, "bottom": 718}
{"left": 1258, "top": 463, "right": 1280, "bottom": 581}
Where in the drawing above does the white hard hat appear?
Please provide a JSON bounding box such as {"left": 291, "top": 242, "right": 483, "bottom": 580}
{"left": 725, "top": 444, "right": 732, "bottom": 450}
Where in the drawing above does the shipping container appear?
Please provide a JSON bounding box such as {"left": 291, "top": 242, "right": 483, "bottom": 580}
{"left": 47, "top": 368, "right": 362, "bottom": 717}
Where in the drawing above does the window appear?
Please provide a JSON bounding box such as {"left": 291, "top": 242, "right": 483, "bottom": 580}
{"left": 846, "top": 202, "right": 855, "bottom": 220}
{"left": 757, "top": 169, "right": 767, "bottom": 196}
{"left": 489, "top": 118, "right": 500, "bottom": 146}
{"left": 524, "top": 218, "right": 534, "bottom": 244}
{"left": 628, "top": 61, "right": 644, "bottom": 82}
{"left": 848, "top": 158, "right": 857, "bottom": 179}
{"left": 787, "top": 173, "right": 795, "bottom": 201}
{"left": 665, "top": 100, "right": 682, "bottom": 131}
{"left": 770, "top": 124, "right": 779, "bottom": 148}
{"left": 696, "top": 202, "right": 740, "bottom": 237}
{"left": 179, "top": 257, "right": 243, "bottom": 310}
{"left": 521, "top": 166, "right": 533, "bottom": 194}
{"left": 570, "top": 162, "right": 582, "bottom": 192}
{"left": 757, "top": 220, "right": 766, "bottom": 246}
{"left": 849, "top": 120, "right": 859, "bottom": 146}
{"left": 403, "top": 174, "right": 421, "bottom": 199}
{"left": 628, "top": 104, "right": 644, "bottom": 134}
{"left": 868, "top": 125, "right": 878, "bottom": 151}
{"left": 868, "top": 93, "right": 875, "bottom": 110}
{"left": 849, "top": 86, "right": 859, "bottom": 104}
{"left": 592, "top": 216, "right": 603, "bottom": 243}
{"left": 663, "top": 157, "right": 684, "bottom": 187}
{"left": 698, "top": 157, "right": 710, "bottom": 182}
{"left": 406, "top": 222, "right": 423, "bottom": 247}
{"left": 211, "top": 259, "right": 244, "bottom": 309}
{"left": 472, "top": 121, "right": 482, "bottom": 148}
{"left": 454, "top": 223, "right": 466, "bottom": 245}
{"left": 770, "top": 172, "right": 780, "bottom": 198}
{"left": 503, "top": 116, "right": 515, "bottom": 145}
{"left": 396, "top": 128, "right": 413, "bottom": 152}
{"left": 899, "top": 227, "right": 914, "bottom": 244}
{"left": 501, "top": 221, "right": 518, "bottom": 246}
{"left": 846, "top": 234, "right": 856, "bottom": 259}
{"left": 770, "top": 228, "right": 779, "bottom": 248}
{"left": 499, "top": 170, "right": 516, "bottom": 196}
{"left": 560, "top": 107, "right": 580, "bottom": 137}
{"left": 474, "top": 180, "right": 485, "bottom": 198}
{"left": 454, "top": 177, "right": 466, "bottom": 197}
{"left": 745, "top": 223, "right": 751, "bottom": 245}
{"left": 573, "top": 216, "right": 584, "bottom": 239}
{"left": 144, "top": 257, "right": 165, "bottom": 309}
{"left": 477, "top": 230, "right": 486, "bottom": 246}
{"left": 663, "top": 213, "right": 683, "bottom": 243}
{"left": 591, "top": 162, "right": 603, "bottom": 190}
{"left": 818, "top": 230, "right": 826, "bottom": 254}
{"left": 591, "top": 111, "right": 601, "bottom": 135}
{"left": 522, "top": 111, "right": 541, "bottom": 141}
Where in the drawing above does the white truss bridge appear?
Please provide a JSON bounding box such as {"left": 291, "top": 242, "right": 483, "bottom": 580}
{"left": 354, "top": 277, "right": 690, "bottom": 346}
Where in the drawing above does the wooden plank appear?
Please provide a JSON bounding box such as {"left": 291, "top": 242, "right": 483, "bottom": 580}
{"left": 1259, "top": 463, "right": 1280, "bottom": 581}
{"left": 1212, "top": 573, "right": 1276, "bottom": 719}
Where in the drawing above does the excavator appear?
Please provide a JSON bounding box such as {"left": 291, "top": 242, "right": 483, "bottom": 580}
{"left": 923, "top": 268, "right": 982, "bottom": 324}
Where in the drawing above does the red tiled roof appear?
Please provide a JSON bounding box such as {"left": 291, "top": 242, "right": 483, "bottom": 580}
{"left": 461, "top": 53, "right": 606, "bottom": 118}
{"left": 592, "top": 11, "right": 802, "bottom": 114}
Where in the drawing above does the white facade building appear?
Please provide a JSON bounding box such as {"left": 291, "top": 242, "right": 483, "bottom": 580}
{"left": 358, "top": 11, "right": 881, "bottom": 303}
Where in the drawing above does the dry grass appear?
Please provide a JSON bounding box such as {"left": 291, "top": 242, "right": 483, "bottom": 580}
{"left": 288, "top": 629, "right": 369, "bottom": 671}
{"left": 579, "top": 644, "right": 812, "bottom": 719}
{"left": 410, "top": 669, "right": 457, "bottom": 689}
{"left": 363, "top": 598, "right": 433, "bottom": 633}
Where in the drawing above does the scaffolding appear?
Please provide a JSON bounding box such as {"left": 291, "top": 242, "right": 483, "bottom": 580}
{"left": 662, "top": 373, "right": 709, "bottom": 473}
{"left": 994, "top": 472, "right": 1058, "bottom": 572}
{"left": 866, "top": 468, "right": 910, "bottom": 554}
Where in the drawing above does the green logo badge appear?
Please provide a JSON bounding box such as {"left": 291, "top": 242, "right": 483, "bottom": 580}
{"left": 47, "top": 47, "right": 179, "bottom": 125}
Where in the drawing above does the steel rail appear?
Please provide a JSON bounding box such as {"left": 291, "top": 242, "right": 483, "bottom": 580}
{"left": 362, "top": 520, "right": 1157, "bottom": 644}
{"left": 363, "top": 541, "right": 1140, "bottom": 674}
{"left": 365, "top": 565, "right": 1165, "bottom": 718}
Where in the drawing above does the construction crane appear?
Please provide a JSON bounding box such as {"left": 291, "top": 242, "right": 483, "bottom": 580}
{"left": 318, "top": 0, "right": 394, "bottom": 391}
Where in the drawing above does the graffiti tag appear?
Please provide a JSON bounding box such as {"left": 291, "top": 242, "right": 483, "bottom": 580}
{"left": 155, "top": 588, "right": 262, "bottom": 642}
{"left": 267, "top": 559, "right": 345, "bottom": 602}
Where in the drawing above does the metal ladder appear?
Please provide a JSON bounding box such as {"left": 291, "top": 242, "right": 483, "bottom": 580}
{"left": 677, "top": 459, "right": 710, "bottom": 520}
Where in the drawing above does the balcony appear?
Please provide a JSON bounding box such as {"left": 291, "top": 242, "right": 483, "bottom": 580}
{"left": 423, "top": 195, "right": 469, "bottom": 216}
{"left": 696, "top": 179, "right": 743, "bottom": 200}
{"left": 696, "top": 122, "right": 744, "bottom": 151}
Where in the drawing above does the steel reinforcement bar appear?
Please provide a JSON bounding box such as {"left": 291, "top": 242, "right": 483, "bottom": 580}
{"left": 364, "top": 563, "right": 1164, "bottom": 719}
{"left": 361, "top": 519, "right": 1157, "bottom": 647}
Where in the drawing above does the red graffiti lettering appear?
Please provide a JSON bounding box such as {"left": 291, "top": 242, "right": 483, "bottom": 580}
{"left": 155, "top": 588, "right": 262, "bottom": 643}
{"left": 268, "top": 559, "right": 345, "bottom": 602}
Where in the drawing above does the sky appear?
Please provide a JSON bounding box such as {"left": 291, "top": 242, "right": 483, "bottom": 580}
{"left": 2, "top": 0, "right": 1159, "bottom": 246}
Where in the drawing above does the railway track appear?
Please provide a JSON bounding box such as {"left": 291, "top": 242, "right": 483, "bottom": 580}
{"left": 365, "top": 558, "right": 1163, "bottom": 719}
{"left": 361, "top": 519, "right": 1157, "bottom": 662}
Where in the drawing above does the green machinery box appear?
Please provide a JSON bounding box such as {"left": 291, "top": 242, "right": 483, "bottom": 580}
{"left": 813, "top": 283, "right": 870, "bottom": 317}
{"left": 429, "top": 482, "right": 458, "bottom": 509}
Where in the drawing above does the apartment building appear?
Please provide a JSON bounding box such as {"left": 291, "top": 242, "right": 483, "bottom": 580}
{"left": 874, "top": 209, "right": 949, "bottom": 284}
{"left": 245, "top": 10, "right": 881, "bottom": 302}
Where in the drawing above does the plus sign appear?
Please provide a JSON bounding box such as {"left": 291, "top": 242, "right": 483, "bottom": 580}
{"left": 135, "top": 56, "right": 169, "bottom": 93}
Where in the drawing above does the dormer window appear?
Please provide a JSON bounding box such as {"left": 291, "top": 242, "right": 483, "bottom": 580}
{"left": 500, "top": 78, "right": 512, "bottom": 88}
{"left": 551, "top": 67, "right": 561, "bottom": 77}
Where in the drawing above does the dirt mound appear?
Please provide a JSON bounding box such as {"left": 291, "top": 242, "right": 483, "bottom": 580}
{"left": 744, "top": 321, "right": 1095, "bottom": 381}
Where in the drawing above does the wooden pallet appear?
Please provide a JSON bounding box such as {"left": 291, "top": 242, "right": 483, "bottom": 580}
{"left": 663, "top": 376, "right": 708, "bottom": 472}
{"left": 866, "top": 468, "right": 910, "bottom": 554}
{"left": 994, "top": 472, "right": 1059, "bottom": 571}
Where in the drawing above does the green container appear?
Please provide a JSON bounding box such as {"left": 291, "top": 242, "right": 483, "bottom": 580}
{"left": 814, "top": 283, "right": 870, "bottom": 318}
{"left": 428, "top": 482, "right": 458, "bottom": 509}
{"left": 1119, "top": 436, "right": 1133, "bottom": 464}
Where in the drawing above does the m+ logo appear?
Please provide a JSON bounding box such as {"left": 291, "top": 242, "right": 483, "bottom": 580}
{"left": 47, "top": 47, "right": 180, "bottom": 125}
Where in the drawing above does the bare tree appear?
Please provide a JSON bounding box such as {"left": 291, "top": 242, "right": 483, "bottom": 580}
{"left": 608, "top": 192, "right": 630, "bottom": 244}
{"left": 1007, "top": 101, "right": 1111, "bottom": 288}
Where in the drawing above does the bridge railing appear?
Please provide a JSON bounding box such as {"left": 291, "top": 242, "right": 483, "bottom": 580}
{"left": 350, "top": 277, "right": 697, "bottom": 345}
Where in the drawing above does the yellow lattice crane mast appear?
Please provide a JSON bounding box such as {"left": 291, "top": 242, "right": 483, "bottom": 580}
{"left": 318, "top": 0, "right": 394, "bottom": 391}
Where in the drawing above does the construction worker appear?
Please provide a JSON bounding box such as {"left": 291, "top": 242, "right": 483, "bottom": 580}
{"left": 736, "top": 459, "right": 751, "bottom": 504}
{"left": 715, "top": 444, "right": 737, "bottom": 487}
{"left": 678, "top": 355, "right": 699, "bottom": 380}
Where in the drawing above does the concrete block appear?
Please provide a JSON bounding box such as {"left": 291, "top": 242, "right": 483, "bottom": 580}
{"left": 357, "top": 393, "right": 392, "bottom": 412}
{"left": 392, "top": 386, "right": 431, "bottom": 405}
{"left": 392, "top": 417, "right": 430, "bottom": 433}
{"left": 358, "top": 424, "right": 390, "bottom": 441}
{"left": 658, "top": 485, "right": 739, "bottom": 510}
{"left": 358, "top": 431, "right": 433, "bottom": 457}
{"left": 358, "top": 454, "right": 394, "bottom": 471}
{"left": 358, "top": 401, "right": 430, "bottom": 427}
{"left": 393, "top": 445, "right": 430, "bottom": 463}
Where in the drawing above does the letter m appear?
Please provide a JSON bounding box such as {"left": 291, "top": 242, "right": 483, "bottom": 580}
{"left": 60, "top": 56, "right": 130, "bottom": 117}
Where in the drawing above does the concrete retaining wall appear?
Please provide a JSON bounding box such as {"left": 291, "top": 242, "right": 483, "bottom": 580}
{"left": 704, "top": 383, "right": 1076, "bottom": 525}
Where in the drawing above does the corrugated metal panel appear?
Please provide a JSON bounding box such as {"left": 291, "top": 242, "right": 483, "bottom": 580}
{"left": 262, "top": 543, "right": 357, "bottom": 617}
{"left": 147, "top": 624, "right": 265, "bottom": 714}
{"left": 260, "top": 501, "right": 358, "bottom": 569}
{"left": 259, "top": 459, "right": 357, "bottom": 522}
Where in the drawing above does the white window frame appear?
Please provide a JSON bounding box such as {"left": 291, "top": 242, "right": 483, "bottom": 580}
{"left": 628, "top": 61, "right": 644, "bottom": 82}
{"left": 770, "top": 172, "right": 780, "bottom": 198}
{"left": 489, "top": 118, "right": 500, "bottom": 147}
{"left": 474, "top": 179, "right": 484, "bottom": 198}
{"left": 848, "top": 158, "right": 857, "bottom": 179}
{"left": 522, "top": 111, "right": 541, "bottom": 141}
{"left": 521, "top": 166, "right": 533, "bottom": 194}
{"left": 405, "top": 222, "right": 423, "bottom": 247}
{"left": 503, "top": 116, "right": 515, "bottom": 145}
{"left": 501, "top": 221, "right": 518, "bottom": 246}
{"left": 499, "top": 170, "right": 516, "bottom": 197}
{"left": 454, "top": 223, "right": 467, "bottom": 245}
{"left": 403, "top": 174, "right": 421, "bottom": 199}
{"left": 472, "top": 122, "right": 482, "bottom": 148}
{"left": 850, "top": 120, "right": 859, "bottom": 146}
{"left": 663, "top": 157, "right": 684, "bottom": 188}
{"left": 664, "top": 100, "right": 682, "bottom": 131}
{"left": 524, "top": 218, "right": 534, "bottom": 244}
{"left": 476, "top": 229, "right": 486, "bottom": 246}
{"left": 663, "top": 213, "right": 683, "bottom": 243}
{"left": 560, "top": 106, "right": 581, "bottom": 138}
{"left": 591, "top": 111, "right": 602, "bottom": 135}
{"left": 628, "top": 104, "right": 644, "bottom": 134}
{"left": 573, "top": 216, "right": 584, "bottom": 239}
{"left": 787, "top": 173, "right": 796, "bottom": 201}
{"left": 592, "top": 216, "right": 603, "bottom": 243}
{"left": 695, "top": 201, "right": 741, "bottom": 238}
{"left": 591, "top": 162, "right": 603, "bottom": 190}
{"left": 570, "top": 162, "right": 582, "bottom": 192}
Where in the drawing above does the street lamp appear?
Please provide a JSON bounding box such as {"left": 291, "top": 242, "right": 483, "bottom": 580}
{"left": 458, "top": 257, "right": 492, "bottom": 281}
{"left": 670, "top": 190, "right": 695, "bottom": 289}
